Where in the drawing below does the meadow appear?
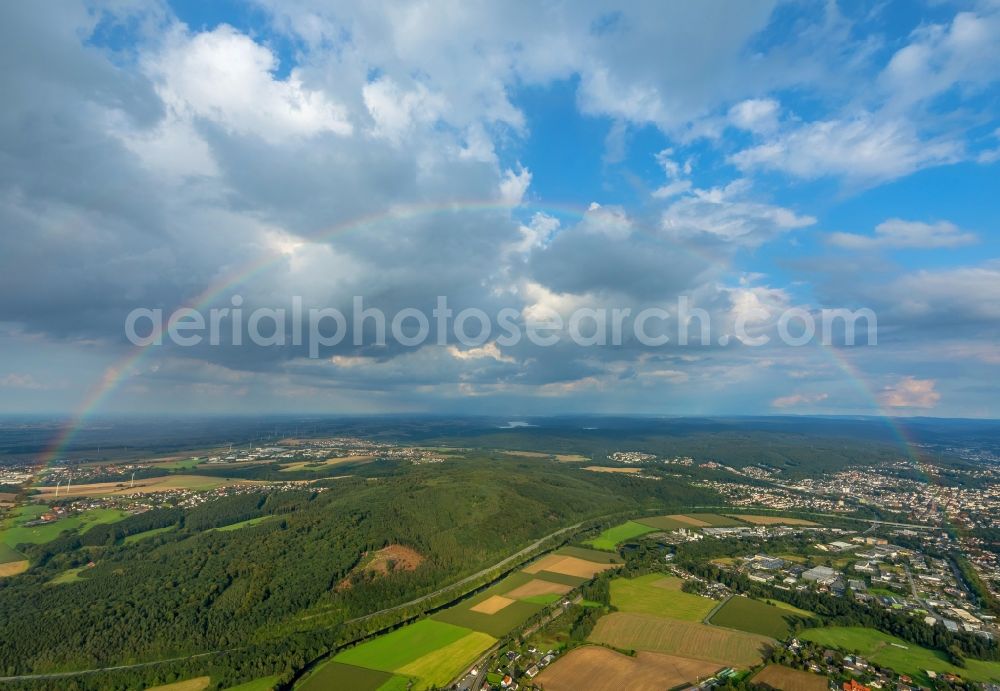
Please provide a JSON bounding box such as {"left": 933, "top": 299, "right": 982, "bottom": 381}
{"left": 589, "top": 612, "right": 773, "bottom": 666}
{"left": 584, "top": 520, "right": 655, "bottom": 550}
{"left": 298, "top": 662, "right": 400, "bottom": 691}
{"left": 333, "top": 619, "right": 472, "bottom": 671}
{"left": 221, "top": 676, "right": 280, "bottom": 691}
{"left": 328, "top": 618, "right": 494, "bottom": 691}
{"left": 709, "top": 596, "right": 805, "bottom": 639}
{"left": 799, "top": 627, "right": 1000, "bottom": 684}
{"left": 212, "top": 516, "right": 275, "bottom": 532}
{"left": 1, "top": 506, "right": 128, "bottom": 548}
{"left": 610, "top": 573, "right": 716, "bottom": 621}
{"left": 122, "top": 525, "right": 176, "bottom": 544}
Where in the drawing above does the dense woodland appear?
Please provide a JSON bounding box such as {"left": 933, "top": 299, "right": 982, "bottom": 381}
{"left": 0, "top": 458, "right": 716, "bottom": 687}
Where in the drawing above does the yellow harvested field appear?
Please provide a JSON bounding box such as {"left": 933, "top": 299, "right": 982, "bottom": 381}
{"left": 32, "top": 475, "right": 254, "bottom": 499}
{"left": 589, "top": 612, "right": 774, "bottom": 667}
{"left": 752, "top": 664, "right": 828, "bottom": 691}
{"left": 728, "top": 514, "right": 818, "bottom": 526}
{"left": 0, "top": 560, "right": 29, "bottom": 577}
{"left": 523, "top": 555, "right": 616, "bottom": 578}
{"left": 279, "top": 455, "right": 373, "bottom": 472}
{"left": 554, "top": 454, "right": 588, "bottom": 462}
{"left": 582, "top": 466, "right": 641, "bottom": 474}
{"left": 664, "top": 514, "right": 710, "bottom": 527}
{"left": 470, "top": 595, "right": 516, "bottom": 614}
{"left": 536, "top": 646, "right": 720, "bottom": 691}
{"left": 506, "top": 579, "right": 573, "bottom": 599}
{"left": 144, "top": 676, "right": 211, "bottom": 691}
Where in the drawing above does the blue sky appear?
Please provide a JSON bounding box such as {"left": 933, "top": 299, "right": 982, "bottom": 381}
{"left": 0, "top": 0, "right": 998, "bottom": 418}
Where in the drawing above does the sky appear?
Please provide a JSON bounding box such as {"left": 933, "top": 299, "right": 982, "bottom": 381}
{"left": 0, "top": 0, "right": 998, "bottom": 418}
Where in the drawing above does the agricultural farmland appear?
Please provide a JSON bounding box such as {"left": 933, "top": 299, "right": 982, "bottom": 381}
{"left": 584, "top": 520, "right": 655, "bottom": 550}
{"left": 589, "top": 612, "right": 774, "bottom": 666}
{"left": 752, "top": 664, "right": 828, "bottom": 691}
{"left": 328, "top": 619, "right": 495, "bottom": 690}
{"left": 30, "top": 475, "right": 251, "bottom": 499}
{"left": 610, "top": 573, "right": 716, "bottom": 621}
{"left": 535, "top": 646, "right": 721, "bottom": 691}
{"left": 709, "top": 596, "right": 811, "bottom": 639}
{"left": 298, "top": 662, "right": 403, "bottom": 691}
{"left": 727, "top": 514, "right": 818, "bottom": 526}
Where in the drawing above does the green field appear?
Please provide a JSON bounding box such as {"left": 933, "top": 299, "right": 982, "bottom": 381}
{"left": 395, "top": 630, "right": 495, "bottom": 688}
{"left": 428, "top": 567, "right": 556, "bottom": 637}
{"left": 1, "top": 507, "right": 128, "bottom": 548}
{"left": 433, "top": 597, "right": 542, "bottom": 637}
{"left": 590, "top": 612, "right": 773, "bottom": 667}
{"left": 521, "top": 593, "right": 561, "bottom": 605}
{"left": 610, "top": 573, "right": 716, "bottom": 621}
{"left": 221, "top": 675, "right": 280, "bottom": 691}
{"left": 212, "top": 516, "right": 275, "bottom": 532}
{"left": 764, "top": 598, "right": 815, "bottom": 617}
{"left": 334, "top": 619, "right": 472, "bottom": 671}
{"left": 584, "top": 520, "right": 655, "bottom": 550}
{"left": 156, "top": 458, "right": 202, "bottom": 470}
{"left": 299, "top": 662, "right": 397, "bottom": 691}
{"left": 123, "top": 526, "right": 175, "bottom": 544}
{"left": 0, "top": 543, "right": 25, "bottom": 564}
{"left": 49, "top": 567, "right": 86, "bottom": 585}
{"left": 709, "top": 597, "right": 805, "bottom": 639}
{"left": 635, "top": 515, "right": 697, "bottom": 530}
{"left": 533, "top": 570, "right": 588, "bottom": 586}
{"left": 557, "top": 545, "right": 621, "bottom": 563}
{"left": 799, "top": 627, "right": 1000, "bottom": 684}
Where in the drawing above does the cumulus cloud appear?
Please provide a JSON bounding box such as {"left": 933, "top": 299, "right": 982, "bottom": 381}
{"left": 828, "top": 219, "right": 977, "bottom": 250}
{"left": 880, "top": 376, "right": 940, "bottom": 409}
{"left": 148, "top": 24, "right": 353, "bottom": 142}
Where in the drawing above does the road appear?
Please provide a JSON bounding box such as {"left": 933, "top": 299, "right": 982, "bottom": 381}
{"left": 904, "top": 563, "right": 938, "bottom": 617}
{"left": 0, "top": 517, "right": 606, "bottom": 684}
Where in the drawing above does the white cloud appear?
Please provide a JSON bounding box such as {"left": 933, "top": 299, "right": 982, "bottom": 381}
{"left": 828, "top": 218, "right": 976, "bottom": 250}
{"left": 652, "top": 180, "right": 692, "bottom": 199}
{"left": 880, "top": 376, "right": 940, "bottom": 409}
{"left": 729, "top": 114, "right": 962, "bottom": 183}
{"left": 660, "top": 180, "right": 815, "bottom": 246}
{"left": 362, "top": 76, "right": 447, "bottom": 143}
{"left": 881, "top": 9, "right": 1000, "bottom": 109}
{"left": 149, "top": 25, "right": 352, "bottom": 143}
{"left": 448, "top": 342, "right": 515, "bottom": 363}
{"left": 728, "top": 98, "right": 779, "bottom": 133}
{"left": 498, "top": 166, "right": 532, "bottom": 206}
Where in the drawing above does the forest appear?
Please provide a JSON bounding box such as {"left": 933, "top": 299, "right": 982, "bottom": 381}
{"left": 0, "top": 457, "right": 716, "bottom": 688}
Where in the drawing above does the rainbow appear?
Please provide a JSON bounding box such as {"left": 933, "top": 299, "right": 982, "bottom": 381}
{"left": 39, "top": 199, "right": 917, "bottom": 468}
